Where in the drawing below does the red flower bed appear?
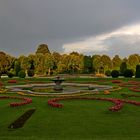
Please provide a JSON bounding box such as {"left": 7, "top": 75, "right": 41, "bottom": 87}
{"left": 129, "top": 86, "right": 140, "bottom": 92}
{"left": 48, "top": 97, "right": 140, "bottom": 112}
{"left": 0, "top": 82, "right": 3, "bottom": 87}
{"left": 112, "top": 80, "right": 122, "bottom": 84}
{"left": 119, "top": 81, "right": 140, "bottom": 87}
{"left": 8, "top": 80, "right": 17, "bottom": 83}
{"left": 0, "top": 96, "right": 32, "bottom": 107}
{"left": 48, "top": 97, "right": 124, "bottom": 112}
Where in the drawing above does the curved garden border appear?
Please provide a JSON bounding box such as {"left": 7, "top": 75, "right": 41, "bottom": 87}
{"left": 0, "top": 96, "right": 32, "bottom": 107}
{"left": 48, "top": 97, "right": 140, "bottom": 112}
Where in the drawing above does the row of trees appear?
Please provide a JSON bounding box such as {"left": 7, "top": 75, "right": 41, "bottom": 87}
{"left": 1, "top": 44, "right": 140, "bottom": 77}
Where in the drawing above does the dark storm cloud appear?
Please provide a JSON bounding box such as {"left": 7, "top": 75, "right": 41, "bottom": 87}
{"left": 0, "top": 0, "right": 140, "bottom": 56}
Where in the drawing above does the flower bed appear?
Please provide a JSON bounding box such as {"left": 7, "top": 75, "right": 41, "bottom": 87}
{"left": 8, "top": 80, "right": 17, "bottom": 83}
{"left": 0, "top": 82, "right": 3, "bottom": 87}
{"left": 129, "top": 86, "right": 140, "bottom": 92}
{"left": 8, "top": 108, "right": 36, "bottom": 129}
{"left": 112, "top": 80, "right": 122, "bottom": 84}
{"left": 48, "top": 97, "right": 140, "bottom": 112}
{"left": 119, "top": 81, "right": 140, "bottom": 87}
{"left": 48, "top": 97, "right": 124, "bottom": 111}
{"left": 0, "top": 96, "right": 32, "bottom": 107}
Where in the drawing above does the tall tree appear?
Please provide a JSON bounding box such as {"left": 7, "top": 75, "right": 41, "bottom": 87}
{"left": 14, "top": 60, "right": 21, "bottom": 76}
{"left": 19, "top": 55, "right": 30, "bottom": 74}
{"left": 83, "top": 55, "right": 93, "bottom": 73}
{"left": 44, "top": 53, "right": 55, "bottom": 75}
{"left": 0, "top": 52, "right": 14, "bottom": 77}
{"left": 120, "top": 61, "right": 127, "bottom": 76}
{"left": 127, "top": 54, "right": 139, "bottom": 71}
{"left": 68, "top": 53, "right": 84, "bottom": 74}
{"left": 34, "top": 53, "right": 45, "bottom": 75}
{"left": 112, "top": 55, "right": 122, "bottom": 70}
{"left": 100, "top": 55, "right": 112, "bottom": 73}
{"left": 52, "top": 52, "right": 61, "bottom": 70}
{"left": 36, "top": 44, "right": 50, "bottom": 55}
{"left": 92, "top": 55, "right": 102, "bottom": 73}
{"left": 135, "top": 65, "right": 140, "bottom": 78}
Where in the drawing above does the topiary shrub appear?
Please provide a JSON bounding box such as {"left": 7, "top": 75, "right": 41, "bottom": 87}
{"left": 111, "top": 70, "right": 119, "bottom": 78}
{"left": 135, "top": 65, "right": 140, "bottom": 78}
{"left": 124, "top": 69, "right": 134, "bottom": 78}
{"left": 27, "top": 69, "right": 35, "bottom": 77}
{"left": 7, "top": 72, "right": 14, "bottom": 78}
{"left": 18, "top": 70, "right": 26, "bottom": 78}
{"left": 105, "top": 70, "right": 111, "bottom": 76}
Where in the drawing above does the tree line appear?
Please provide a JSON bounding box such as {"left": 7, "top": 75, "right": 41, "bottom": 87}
{"left": 0, "top": 44, "right": 140, "bottom": 78}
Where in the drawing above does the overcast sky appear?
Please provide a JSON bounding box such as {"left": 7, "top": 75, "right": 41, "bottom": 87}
{"left": 1, "top": 0, "right": 140, "bottom": 57}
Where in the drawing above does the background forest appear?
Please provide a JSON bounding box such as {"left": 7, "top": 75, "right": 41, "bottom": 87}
{"left": 1, "top": 44, "right": 140, "bottom": 78}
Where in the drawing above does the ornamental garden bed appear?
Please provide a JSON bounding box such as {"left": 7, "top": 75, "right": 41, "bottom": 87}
{"left": 8, "top": 108, "right": 36, "bottom": 129}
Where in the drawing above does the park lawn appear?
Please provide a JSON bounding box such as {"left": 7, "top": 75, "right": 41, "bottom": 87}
{"left": 0, "top": 77, "right": 140, "bottom": 139}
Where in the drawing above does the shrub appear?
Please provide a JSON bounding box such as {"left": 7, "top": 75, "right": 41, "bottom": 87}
{"left": 120, "top": 62, "right": 127, "bottom": 76}
{"left": 7, "top": 72, "right": 14, "bottom": 78}
{"left": 124, "top": 69, "right": 134, "bottom": 78}
{"left": 27, "top": 69, "right": 35, "bottom": 77}
{"left": 105, "top": 70, "right": 111, "bottom": 76}
{"left": 18, "top": 70, "right": 26, "bottom": 78}
{"left": 135, "top": 65, "right": 140, "bottom": 78}
{"left": 111, "top": 70, "right": 119, "bottom": 78}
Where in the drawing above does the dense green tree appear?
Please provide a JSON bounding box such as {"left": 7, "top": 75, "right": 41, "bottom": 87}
{"left": 52, "top": 52, "right": 61, "bottom": 70}
{"left": 0, "top": 52, "right": 14, "bottom": 77}
{"left": 19, "top": 55, "right": 31, "bottom": 75}
{"left": 120, "top": 62, "right": 127, "bottom": 76}
{"left": 112, "top": 55, "right": 122, "bottom": 70}
{"left": 14, "top": 60, "right": 21, "bottom": 76}
{"left": 127, "top": 54, "right": 139, "bottom": 71}
{"left": 28, "top": 54, "right": 36, "bottom": 70}
{"left": 124, "top": 69, "right": 134, "bottom": 78}
{"left": 68, "top": 53, "right": 83, "bottom": 74}
{"left": 34, "top": 53, "right": 45, "bottom": 75}
{"left": 135, "top": 65, "right": 140, "bottom": 78}
{"left": 83, "top": 55, "right": 93, "bottom": 73}
{"left": 57, "top": 54, "right": 71, "bottom": 73}
{"left": 111, "top": 70, "right": 119, "bottom": 78}
{"left": 92, "top": 55, "right": 101, "bottom": 73}
{"left": 44, "top": 53, "right": 55, "bottom": 75}
{"left": 100, "top": 55, "right": 112, "bottom": 73}
{"left": 36, "top": 44, "right": 50, "bottom": 54}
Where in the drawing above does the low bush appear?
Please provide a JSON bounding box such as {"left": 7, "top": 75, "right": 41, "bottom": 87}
{"left": 18, "top": 70, "right": 26, "bottom": 78}
{"left": 124, "top": 69, "right": 134, "bottom": 78}
{"left": 105, "top": 70, "right": 111, "bottom": 76}
{"left": 7, "top": 72, "right": 14, "bottom": 78}
{"left": 111, "top": 70, "right": 119, "bottom": 78}
{"left": 27, "top": 69, "right": 35, "bottom": 77}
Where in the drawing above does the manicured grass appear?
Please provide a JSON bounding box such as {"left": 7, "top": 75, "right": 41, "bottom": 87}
{"left": 0, "top": 77, "right": 140, "bottom": 139}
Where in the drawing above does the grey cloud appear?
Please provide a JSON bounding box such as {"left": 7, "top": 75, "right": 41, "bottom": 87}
{"left": 0, "top": 0, "right": 140, "bottom": 56}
